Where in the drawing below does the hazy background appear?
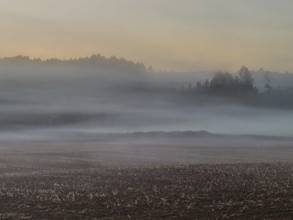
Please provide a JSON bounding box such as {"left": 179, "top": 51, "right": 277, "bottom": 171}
{"left": 0, "top": 0, "right": 293, "bottom": 72}
{"left": 0, "top": 1, "right": 293, "bottom": 140}
{"left": 0, "top": 56, "right": 292, "bottom": 140}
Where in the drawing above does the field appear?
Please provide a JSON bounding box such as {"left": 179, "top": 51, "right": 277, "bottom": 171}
{"left": 0, "top": 134, "right": 293, "bottom": 219}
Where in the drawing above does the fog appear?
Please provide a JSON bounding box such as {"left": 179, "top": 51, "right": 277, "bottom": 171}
{"left": 0, "top": 56, "right": 292, "bottom": 142}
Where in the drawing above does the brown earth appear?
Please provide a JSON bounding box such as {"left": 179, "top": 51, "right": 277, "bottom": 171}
{"left": 0, "top": 137, "right": 293, "bottom": 219}
{"left": 0, "top": 162, "right": 293, "bottom": 219}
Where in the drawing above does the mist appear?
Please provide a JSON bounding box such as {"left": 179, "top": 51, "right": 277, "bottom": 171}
{"left": 0, "top": 55, "right": 292, "bottom": 141}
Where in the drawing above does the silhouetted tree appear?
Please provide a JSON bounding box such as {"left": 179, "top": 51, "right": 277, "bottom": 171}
{"left": 204, "top": 80, "right": 210, "bottom": 89}
{"left": 264, "top": 72, "right": 273, "bottom": 95}
{"left": 238, "top": 66, "right": 256, "bottom": 94}
{"left": 210, "top": 72, "right": 235, "bottom": 95}
{"left": 196, "top": 81, "right": 202, "bottom": 89}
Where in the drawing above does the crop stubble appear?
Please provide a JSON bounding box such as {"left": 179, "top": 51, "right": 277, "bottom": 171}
{"left": 0, "top": 161, "right": 292, "bottom": 219}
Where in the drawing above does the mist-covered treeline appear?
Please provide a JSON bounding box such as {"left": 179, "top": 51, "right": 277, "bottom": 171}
{"left": 0, "top": 54, "right": 293, "bottom": 138}
{"left": 0, "top": 55, "right": 146, "bottom": 74}
{"left": 178, "top": 66, "right": 293, "bottom": 108}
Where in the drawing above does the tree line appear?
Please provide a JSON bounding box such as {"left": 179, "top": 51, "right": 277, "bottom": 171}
{"left": 0, "top": 54, "right": 146, "bottom": 73}
{"left": 180, "top": 66, "right": 258, "bottom": 97}
{"left": 179, "top": 66, "right": 293, "bottom": 108}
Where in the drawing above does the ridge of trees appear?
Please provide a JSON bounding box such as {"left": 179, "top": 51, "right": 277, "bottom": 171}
{"left": 179, "top": 66, "right": 293, "bottom": 108}
{"left": 181, "top": 66, "right": 258, "bottom": 97}
{"left": 0, "top": 54, "right": 146, "bottom": 73}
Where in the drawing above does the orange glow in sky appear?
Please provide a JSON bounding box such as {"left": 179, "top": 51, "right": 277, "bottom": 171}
{"left": 0, "top": 0, "right": 292, "bottom": 72}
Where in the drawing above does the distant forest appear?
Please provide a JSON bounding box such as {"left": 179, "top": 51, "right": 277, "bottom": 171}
{"left": 1, "top": 55, "right": 293, "bottom": 108}
{"left": 0, "top": 55, "right": 146, "bottom": 73}
{"left": 179, "top": 66, "right": 293, "bottom": 108}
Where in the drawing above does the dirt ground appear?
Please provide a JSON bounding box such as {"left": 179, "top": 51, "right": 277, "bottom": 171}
{"left": 0, "top": 137, "right": 293, "bottom": 219}
{"left": 0, "top": 163, "right": 293, "bottom": 219}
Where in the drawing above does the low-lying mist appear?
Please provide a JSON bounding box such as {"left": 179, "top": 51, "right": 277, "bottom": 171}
{"left": 0, "top": 55, "right": 292, "bottom": 141}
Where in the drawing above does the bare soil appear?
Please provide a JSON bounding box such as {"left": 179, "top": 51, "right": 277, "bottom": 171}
{"left": 0, "top": 162, "right": 293, "bottom": 219}
{"left": 0, "top": 137, "right": 293, "bottom": 219}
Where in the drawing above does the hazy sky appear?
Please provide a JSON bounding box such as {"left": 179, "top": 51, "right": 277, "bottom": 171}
{"left": 0, "top": 0, "right": 293, "bottom": 72}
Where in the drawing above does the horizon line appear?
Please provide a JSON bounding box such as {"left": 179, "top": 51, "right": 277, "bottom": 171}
{"left": 0, "top": 54, "right": 290, "bottom": 74}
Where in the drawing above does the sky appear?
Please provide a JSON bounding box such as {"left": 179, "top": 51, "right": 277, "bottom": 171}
{"left": 0, "top": 0, "right": 293, "bottom": 72}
